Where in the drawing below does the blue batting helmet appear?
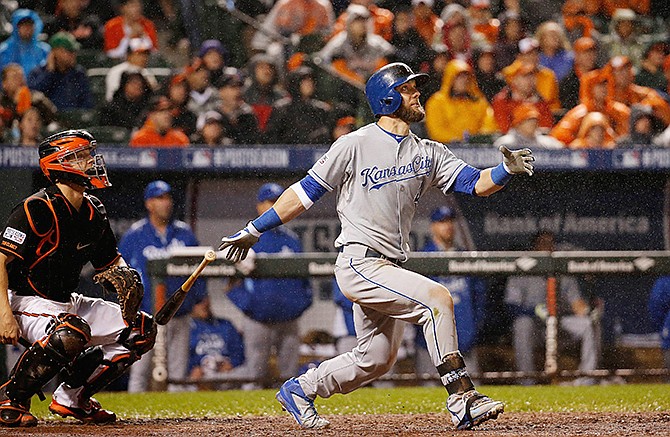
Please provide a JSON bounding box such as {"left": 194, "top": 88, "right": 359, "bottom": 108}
{"left": 365, "top": 63, "right": 428, "bottom": 116}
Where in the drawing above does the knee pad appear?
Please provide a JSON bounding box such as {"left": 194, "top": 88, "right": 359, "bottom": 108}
{"left": 118, "top": 312, "right": 157, "bottom": 359}
{"left": 43, "top": 313, "right": 91, "bottom": 364}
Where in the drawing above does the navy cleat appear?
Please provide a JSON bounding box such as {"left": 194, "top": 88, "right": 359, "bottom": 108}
{"left": 276, "top": 378, "right": 330, "bottom": 429}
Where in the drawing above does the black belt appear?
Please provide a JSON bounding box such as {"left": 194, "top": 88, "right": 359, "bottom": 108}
{"left": 364, "top": 248, "right": 404, "bottom": 266}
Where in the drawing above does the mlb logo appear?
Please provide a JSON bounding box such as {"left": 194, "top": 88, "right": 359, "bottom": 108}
{"left": 3, "top": 227, "right": 26, "bottom": 245}
{"left": 318, "top": 154, "right": 329, "bottom": 166}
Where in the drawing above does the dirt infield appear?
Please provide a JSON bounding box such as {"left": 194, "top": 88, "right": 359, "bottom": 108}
{"left": 5, "top": 412, "right": 670, "bottom": 436}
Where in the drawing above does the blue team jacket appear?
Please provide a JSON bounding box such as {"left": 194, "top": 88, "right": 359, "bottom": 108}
{"left": 649, "top": 276, "right": 670, "bottom": 350}
{"left": 118, "top": 218, "right": 206, "bottom": 316}
{"left": 188, "top": 317, "right": 245, "bottom": 372}
{"left": 227, "top": 227, "right": 312, "bottom": 323}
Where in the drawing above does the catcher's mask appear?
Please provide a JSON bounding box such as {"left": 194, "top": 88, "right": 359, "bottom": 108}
{"left": 38, "top": 130, "right": 111, "bottom": 189}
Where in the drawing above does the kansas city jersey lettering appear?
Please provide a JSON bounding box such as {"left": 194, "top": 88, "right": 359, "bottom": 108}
{"left": 360, "top": 155, "right": 432, "bottom": 190}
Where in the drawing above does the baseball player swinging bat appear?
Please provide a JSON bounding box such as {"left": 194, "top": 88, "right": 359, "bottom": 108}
{"left": 155, "top": 250, "right": 217, "bottom": 325}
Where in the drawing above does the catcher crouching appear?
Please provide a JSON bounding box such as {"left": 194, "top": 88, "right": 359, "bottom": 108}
{"left": 0, "top": 130, "right": 156, "bottom": 427}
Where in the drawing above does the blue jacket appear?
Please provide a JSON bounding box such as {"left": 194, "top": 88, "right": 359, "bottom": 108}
{"left": 188, "top": 317, "right": 245, "bottom": 372}
{"left": 0, "top": 9, "right": 50, "bottom": 74}
{"left": 416, "top": 240, "right": 486, "bottom": 353}
{"left": 649, "top": 276, "right": 670, "bottom": 350}
{"left": 27, "top": 64, "right": 93, "bottom": 110}
{"left": 332, "top": 279, "right": 355, "bottom": 336}
{"left": 118, "top": 218, "right": 206, "bottom": 316}
{"left": 227, "top": 227, "right": 312, "bottom": 323}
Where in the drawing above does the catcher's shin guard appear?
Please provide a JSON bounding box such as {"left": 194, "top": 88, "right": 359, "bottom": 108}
{"left": 6, "top": 314, "right": 90, "bottom": 402}
{"left": 60, "top": 312, "right": 156, "bottom": 399}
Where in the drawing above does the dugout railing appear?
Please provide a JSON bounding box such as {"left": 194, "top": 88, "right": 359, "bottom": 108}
{"left": 147, "top": 249, "right": 670, "bottom": 388}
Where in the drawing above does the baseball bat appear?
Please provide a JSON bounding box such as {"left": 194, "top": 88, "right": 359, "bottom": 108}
{"left": 155, "top": 250, "right": 217, "bottom": 325}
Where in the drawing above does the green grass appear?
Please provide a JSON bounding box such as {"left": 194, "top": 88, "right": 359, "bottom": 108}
{"left": 32, "top": 384, "right": 670, "bottom": 420}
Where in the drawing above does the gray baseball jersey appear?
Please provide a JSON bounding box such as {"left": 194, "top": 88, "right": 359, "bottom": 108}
{"left": 308, "top": 123, "right": 467, "bottom": 261}
{"left": 297, "top": 123, "right": 473, "bottom": 400}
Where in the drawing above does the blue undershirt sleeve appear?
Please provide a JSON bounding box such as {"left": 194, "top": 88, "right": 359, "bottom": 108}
{"left": 453, "top": 165, "right": 482, "bottom": 195}
{"left": 299, "top": 174, "right": 328, "bottom": 202}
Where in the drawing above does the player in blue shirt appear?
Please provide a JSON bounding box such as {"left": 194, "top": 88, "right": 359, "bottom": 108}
{"left": 119, "top": 180, "right": 207, "bottom": 392}
{"left": 227, "top": 183, "right": 313, "bottom": 388}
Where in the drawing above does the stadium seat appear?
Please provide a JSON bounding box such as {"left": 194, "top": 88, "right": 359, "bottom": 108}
{"left": 78, "top": 49, "right": 119, "bottom": 69}
{"left": 86, "top": 126, "right": 131, "bottom": 145}
{"left": 57, "top": 109, "right": 99, "bottom": 130}
{"left": 87, "top": 67, "right": 110, "bottom": 106}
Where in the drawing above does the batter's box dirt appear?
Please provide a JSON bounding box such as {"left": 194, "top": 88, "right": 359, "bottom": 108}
{"left": 5, "top": 412, "right": 670, "bottom": 436}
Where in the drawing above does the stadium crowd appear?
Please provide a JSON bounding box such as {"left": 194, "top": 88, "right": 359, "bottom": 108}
{"left": 0, "top": 0, "right": 669, "bottom": 148}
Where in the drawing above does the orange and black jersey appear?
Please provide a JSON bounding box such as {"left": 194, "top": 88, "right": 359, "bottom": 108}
{"left": 0, "top": 185, "right": 120, "bottom": 302}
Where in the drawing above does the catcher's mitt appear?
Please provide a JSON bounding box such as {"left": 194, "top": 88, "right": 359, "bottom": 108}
{"left": 93, "top": 266, "right": 144, "bottom": 325}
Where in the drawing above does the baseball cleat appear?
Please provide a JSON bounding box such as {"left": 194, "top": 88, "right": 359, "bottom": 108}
{"left": 49, "top": 397, "right": 116, "bottom": 424}
{"left": 276, "top": 378, "right": 330, "bottom": 429}
{"left": 446, "top": 389, "right": 504, "bottom": 430}
{"left": 0, "top": 401, "right": 37, "bottom": 427}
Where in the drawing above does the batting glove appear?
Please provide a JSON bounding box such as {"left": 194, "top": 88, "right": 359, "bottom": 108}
{"left": 499, "top": 145, "right": 535, "bottom": 176}
{"left": 218, "top": 222, "right": 261, "bottom": 263}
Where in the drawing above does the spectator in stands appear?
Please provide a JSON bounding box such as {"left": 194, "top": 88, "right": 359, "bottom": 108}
{"left": 599, "top": 8, "right": 646, "bottom": 67}
{"left": 569, "top": 111, "right": 616, "bottom": 148}
{"left": 635, "top": 41, "right": 668, "bottom": 92}
{"left": 507, "top": 37, "right": 561, "bottom": 113}
{"left": 214, "top": 70, "right": 260, "bottom": 145}
{"left": 104, "top": 0, "right": 158, "bottom": 59}
{"left": 188, "top": 296, "right": 245, "bottom": 391}
{"left": 536, "top": 21, "right": 574, "bottom": 82}
{"left": 615, "top": 104, "right": 659, "bottom": 147}
{"left": 105, "top": 37, "right": 157, "bottom": 102}
{"left": 493, "top": 61, "right": 554, "bottom": 134}
{"left": 665, "top": 55, "right": 670, "bottom": 96}
{"left": 473, "top": 45, "right": 505, "bottom": 102}
{"left": 390, "top": 6, "right": 433, "bottom": 73}
{"left": 318, "top": 5, "right": 395, "bottom": 87}
{"left": 605, "top": 56, "right": 670, "bottom": 128}
{"left": 198, "top": 39, "right": 228, "bottom": 86}
{"left": 561, "top": 0, "right": 599, "bottom": 42}
{"left": 559, "top": 37, "right": 599, "bottom": 111}
{"left": 494, "top": 103, "right": 565, "bottom": 149}
{"left": 99, "top": 71, "right": 153, "bottom": 129}
{"left": 191, "top": 110, "right": 232, "bottom": 146}
{"left": 421, "top": 48, "right": 449, "bottom": 100}
{"left": 16, "top": 106, "right": 42, "bottom": 146}
{"left": 411, "top": 0, "right": 440, "bottom": 47}
{"left": 551, "top": 69, "right": 630, "bottom": 144}
{"left": 425, "top": 59, "right": 498, "bottom": 143}
{"left": 415, "top": 206, "right": 487, "bottom": 375}
{"left": 468, "top": 0, "right": 498, "bottom": 44}
{"left": 242, "top": 54, "right": 287, "bottom": 134}
{"left": 264, "top": 66, "right": 332, "bottom": 145}
{"left": 0, "top": 63, "right": 56, "bottom": 127}
{"left": 185, "top": 58, "right": 219, "bottom": 119}
{"left": 505, "top": 231, "right": 601, "bottom": 385}
{"left": 43, "top": 0, "right": 103, "bottom": 50}
{"left": 251, "top": 0, "right": 335, "bottom": 55}
{"left": 130, "top": 95, "right": 190, "bottom": 147}
{"left": 648, "top": 276, "right": 670, "bottom": 371}
{"left": 0, "top": 9, "right": 50, "bottom": 76}
{"left": 27, "top": 32, "right": 94, "bottom": 110}
{"left": 166, "top": 75, "right": 198, "bottom": 138}
{"left": 494, "top": 11, "right": 525, "bottom": 70}
{"left": 439, "top": 4, "right": 476, "bottom": 64}
{"left": 332, "top": 115, "right": 356, "bottom": 141}
{"left": 331, "top": 0, "right": 393, "bottom": 42}
{"left": 120, "top": 180, "right": 207, "bottom": 392}
{"left": 226, "top": 183, "right": 313, "bottom": 388}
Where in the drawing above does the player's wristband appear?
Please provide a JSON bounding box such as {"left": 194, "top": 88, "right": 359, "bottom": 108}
{"left": 250, "top": 207, "right": 282, "bottom": 233}
{"left": 491, "top": 162, "right": 513, "bottom": 186}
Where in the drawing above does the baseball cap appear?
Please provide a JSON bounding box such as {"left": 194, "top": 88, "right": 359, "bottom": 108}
{"left": 49, "top": 31, "right": 81, "bottom": 52}
{"left": 504, "top": 60, "right": 537, "bottom": 80}
{"left": 573, "top": 37, "right": 596, "bottom": 53}
{"left": 128, "top": 37, "right": 152, "bottom": 54}
{"left": 257, "top": 183, "right": 284, "bottom": 202}
{"left": 199, "top": 39, "right": 226, "bottom": 58}
{"left": 411, "top": 0, "right": 434, "bottom": 6}
{"left": 612, "top": 8, "right": 636, "bottom": 22}
{"left": 512, "top": 103, "right": 540, "bottom": 127}
{"left": 470, "top": 0, "right": 491, "bottom": 8}
{"left": 430, "top": 206, "right": 455, "bottom": 222}
{"left": 518, "top": 37, "right": 539, "bottom": 54}
{"left": 346, "top": 4, "right": 370, "bottom": 25}
{"left": 144, "top": 180, "right": 171, "bottom": 200}
{"left": 216, "top": 68, "right": 244, "bottom": 88}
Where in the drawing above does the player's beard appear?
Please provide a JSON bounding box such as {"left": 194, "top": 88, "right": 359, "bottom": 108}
{"left": 395, "top": 101, "right": 425, "bottom": 124}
